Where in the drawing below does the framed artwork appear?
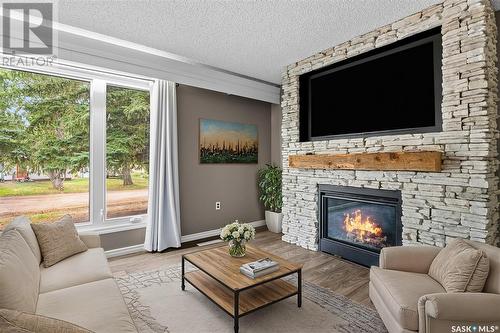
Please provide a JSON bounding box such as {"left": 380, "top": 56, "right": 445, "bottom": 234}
{"left": 199, "top": 118, "right": 258, "bottom": 164}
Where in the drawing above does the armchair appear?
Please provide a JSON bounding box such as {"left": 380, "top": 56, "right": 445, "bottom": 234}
{"left": 369, "top": 241, "right": 500, "bottom": 333}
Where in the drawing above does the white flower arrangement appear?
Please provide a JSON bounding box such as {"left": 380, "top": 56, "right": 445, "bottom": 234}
{"left": 220, "top": 220, "right": 256, "bottom": 243}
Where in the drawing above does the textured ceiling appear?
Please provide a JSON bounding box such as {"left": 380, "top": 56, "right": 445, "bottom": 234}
{"left": 57, "top": 0, "right": 499, "bottom": 84}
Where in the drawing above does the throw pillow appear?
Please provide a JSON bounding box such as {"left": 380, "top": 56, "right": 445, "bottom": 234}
{"left": 0, "top": 230, "right": 40, "bottom": 313}
{"left": 3, "top": 216, "right": 42, "bottom": 263}
{"left": 31, "top": 215, "right": 88, "bottom": 268}
{"left": 0, "top": 308, "right": 93, "bottom": 333}
{"left": 429, "top": 238, "right": 489, "bottom": 293}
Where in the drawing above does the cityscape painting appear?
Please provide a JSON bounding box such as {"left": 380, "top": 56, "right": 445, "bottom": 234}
{"left": 199, "top": 119, "right": 258, "bottom": 164}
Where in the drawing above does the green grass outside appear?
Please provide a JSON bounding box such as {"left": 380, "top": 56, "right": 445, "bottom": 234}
{"left": 28, "top": 211, "right": 76, "bottom": 224}
{"left": 0, "top": 173, "right": 148, "bottom": 197}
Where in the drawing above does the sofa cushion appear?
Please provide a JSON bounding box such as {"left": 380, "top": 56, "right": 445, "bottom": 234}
{"left": 0, "top": 230, "right": 40, "bottom": 313}
{"left": 39, "top": 248, "right": 112, "bottom": 294}
{"left": 36, "top": 278, "right": 137, "bottom": 333}
{"left": 465, "top": 240, "right": 500, "bottom": 294}
{"left": 429, "top": 238, "right": 489, "bottom": 292}
{"left": 0, "top": 320, "right": 26, "bottom": 333}
{"left": 31, "top": 215, "right": 88, "bottom": 268}
{"left": 0, "top": 308, "right": 93, "bottom": 333}
{"left": 370, "top": 266, "right": 445, "bottom": 331}
{"left": 3, "top": 216, "right": 42, "bottom": 264}
{"left": 369, "top": 283, "right": 409, "bottom": 333}
{"left": 77, "top": 233, "right": 101, "bottom": 249}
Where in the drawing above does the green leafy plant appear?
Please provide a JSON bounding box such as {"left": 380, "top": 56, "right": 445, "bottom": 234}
{"left": 257, "top": 164, "right": 282, "bottom": 213}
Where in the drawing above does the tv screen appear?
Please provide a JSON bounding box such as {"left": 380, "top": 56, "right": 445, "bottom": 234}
{"left": 299, "top": 27, "right": 442, "bottom": 141}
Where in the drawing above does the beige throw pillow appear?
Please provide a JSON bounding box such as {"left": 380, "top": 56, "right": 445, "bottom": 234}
{"left": 4, "top": 216, "right": 42, "bottom": 263}
{"left": 429, "top": 238, "right": 489, "bottom": 293}
{"left": 0, "top": 308, "right": 94, "bottom": 333}
{"left": 0, "top": 230, "right": 40, "bottom": 312}
{"left": 31, "top": 215, "right": 87, "bottom": 268}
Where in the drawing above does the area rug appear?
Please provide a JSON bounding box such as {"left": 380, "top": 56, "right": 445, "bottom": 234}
{"left": 114, "top": 266, "right": 388, "bottom": 333}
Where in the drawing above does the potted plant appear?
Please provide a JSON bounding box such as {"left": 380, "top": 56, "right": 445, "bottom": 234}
{"left": 257, "top": 164, "right": 283, "bottom": 233}
{"left": 220, "top": 220, "right": 256, "bottom": 257}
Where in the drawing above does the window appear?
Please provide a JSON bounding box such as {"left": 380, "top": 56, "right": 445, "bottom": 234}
{"left": 0, "top": 68, "right": 90, "bottom": 228}
{"left": 0, "top": 64, "right": 152, "bottom": 231}
{"left": 106, "top": 85, "right": 150, "bottom": 220}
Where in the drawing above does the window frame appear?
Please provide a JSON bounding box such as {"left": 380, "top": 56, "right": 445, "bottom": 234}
{"left": 1, "top": 59, "right": 154, "bottom": 233}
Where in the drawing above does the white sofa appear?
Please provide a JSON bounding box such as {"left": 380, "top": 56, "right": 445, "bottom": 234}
{"left": 0, "top": 217, "right": 137, "bottom": 333}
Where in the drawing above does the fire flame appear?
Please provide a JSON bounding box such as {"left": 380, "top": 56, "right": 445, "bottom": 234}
{"left": 343, "top": 210, "right": 383, "bottom": 242}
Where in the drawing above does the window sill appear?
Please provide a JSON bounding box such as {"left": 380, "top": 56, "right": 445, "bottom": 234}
{"left": 77, "top": 221, "right": 147, "bottom": 235}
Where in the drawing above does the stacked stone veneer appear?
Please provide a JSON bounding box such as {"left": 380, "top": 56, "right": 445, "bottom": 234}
{"left": 281, "top": 0, "right": 499, "bottom": 250}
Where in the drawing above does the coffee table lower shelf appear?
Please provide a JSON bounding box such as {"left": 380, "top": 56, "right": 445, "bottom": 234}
{"left": 184, "top": 270, "right": 298, "bottom": 317}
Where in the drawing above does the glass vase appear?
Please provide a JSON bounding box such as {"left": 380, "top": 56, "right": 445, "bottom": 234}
{"left": 228, "top": 239, "right": 246, "bottom": 257}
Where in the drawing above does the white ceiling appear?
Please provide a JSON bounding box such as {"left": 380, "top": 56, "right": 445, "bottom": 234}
{"left": 58, "top": 0, "right": 500, "bottom": 85}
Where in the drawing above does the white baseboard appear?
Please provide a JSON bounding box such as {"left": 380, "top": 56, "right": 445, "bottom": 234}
{"left": 181, "top": 220, "right": 266, "bottom": 243}
{"left": 105, "top": 244, "right": 145, "bottom": 258}
{"left": 105, "top": 219, "right": 267, "bottom": 258}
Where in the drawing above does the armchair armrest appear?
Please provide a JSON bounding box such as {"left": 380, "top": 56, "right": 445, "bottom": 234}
{"left": 78, "top": 232, "right": 101, "bottom": 249}
{"left": 419, "top": 293, "right": 500, "bottom": 322}
{"left": 379, "top": 246, "right": 441, "bottom": 273}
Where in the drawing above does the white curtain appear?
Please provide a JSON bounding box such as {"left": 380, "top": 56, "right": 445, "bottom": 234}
{"left": 144, "top": 80, "right": 181, "bottom": 252}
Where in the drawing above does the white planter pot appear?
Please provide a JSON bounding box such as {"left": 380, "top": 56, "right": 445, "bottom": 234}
{"left": 265, "top": 211, "right": 283, "bottom": 233}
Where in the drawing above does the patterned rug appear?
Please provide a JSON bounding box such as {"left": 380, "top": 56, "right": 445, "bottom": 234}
{"left": 114, "top": 266, "right": 388, "bottom": 333}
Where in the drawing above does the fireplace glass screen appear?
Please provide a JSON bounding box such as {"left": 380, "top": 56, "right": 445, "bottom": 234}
{"left": 325, "top": 197, "right": 398, "bottom": 252}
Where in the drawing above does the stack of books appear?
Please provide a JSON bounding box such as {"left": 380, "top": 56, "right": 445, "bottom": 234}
{"left": 240, "top": 258, "right": 279, "bottom": 279}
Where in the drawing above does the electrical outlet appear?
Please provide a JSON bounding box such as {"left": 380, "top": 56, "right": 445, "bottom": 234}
{"left": 215, "top": 202, "right": 221, "bottom": 210}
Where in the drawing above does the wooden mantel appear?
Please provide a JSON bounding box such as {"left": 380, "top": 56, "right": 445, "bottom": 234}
{"left": 288, "top": 151, "right": 442, "bottom": 172}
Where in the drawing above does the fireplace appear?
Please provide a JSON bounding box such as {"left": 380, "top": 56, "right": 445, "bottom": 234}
{"left": 319, "top": 185, "right": 402, "bottom": 267}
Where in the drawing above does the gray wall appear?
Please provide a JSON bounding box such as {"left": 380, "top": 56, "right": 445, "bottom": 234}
{"left": 177, "top": 84, "right": 272, "bottom": 235}
{"left": 101, "top": 228, "right": 146, "bottom": 251}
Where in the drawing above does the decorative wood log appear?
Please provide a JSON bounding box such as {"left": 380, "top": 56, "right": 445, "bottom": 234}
{"left": 288, "top": 151, "right": 442, "bottom": 172}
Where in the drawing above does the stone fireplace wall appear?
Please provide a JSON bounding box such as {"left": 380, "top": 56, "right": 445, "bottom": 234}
{"left": 280, "top": 0, "right": 499, "bottom": 250}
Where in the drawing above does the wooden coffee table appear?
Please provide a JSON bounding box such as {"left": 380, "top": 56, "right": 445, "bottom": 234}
{"left": 181, "top": 245, "right": 302, "bottom": 333}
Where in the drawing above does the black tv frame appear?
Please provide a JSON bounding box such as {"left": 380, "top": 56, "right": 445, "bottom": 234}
{"left": 299, "top": 27, "right": 443, "bottom": 142}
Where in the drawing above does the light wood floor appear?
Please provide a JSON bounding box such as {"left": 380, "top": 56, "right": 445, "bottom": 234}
{"left": 109, "top": 231, "right": 372, "bottom": 307}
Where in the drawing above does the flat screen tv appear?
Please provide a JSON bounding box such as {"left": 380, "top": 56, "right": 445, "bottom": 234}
{"left": 299, "top": 27, "right": 442, "bottom": 141}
